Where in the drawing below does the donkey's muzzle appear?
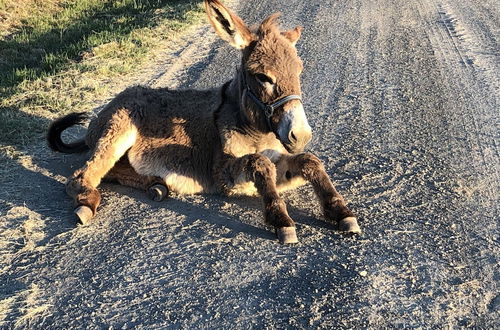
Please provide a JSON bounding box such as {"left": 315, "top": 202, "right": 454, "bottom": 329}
{"left": 283, "top": 129, "right": 312, "bottom": 153}
{"left": 286, "top": 128, "right": 312, "bottom": 153}
{"left": 278, "top": 102, "right": 312, "bottom": 154}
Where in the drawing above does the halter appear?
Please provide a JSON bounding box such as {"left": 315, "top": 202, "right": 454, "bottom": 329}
{"left": 241, "top": 71, "right": 302, "bottom": 130}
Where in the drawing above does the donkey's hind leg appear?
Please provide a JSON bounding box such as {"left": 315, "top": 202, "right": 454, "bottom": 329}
{"left": 278, "top": 153, "right": 360, "bottom": 234}
{"left": 105, "top": 156, "right": 168, "bottom": 202}
{"left": 66, "top": 109, "right": 137, "bottom": 224}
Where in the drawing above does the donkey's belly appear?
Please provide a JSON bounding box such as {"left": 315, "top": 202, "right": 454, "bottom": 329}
{"left": 128, "top": 153, "right": 215, "bottom": 195}
{"left": 162, "top": 170, "right": 206, "bottom": 194}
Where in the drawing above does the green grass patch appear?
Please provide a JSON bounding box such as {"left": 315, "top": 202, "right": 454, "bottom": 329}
{"left": 0, "top": 0, "right": 204, "bottom": 147}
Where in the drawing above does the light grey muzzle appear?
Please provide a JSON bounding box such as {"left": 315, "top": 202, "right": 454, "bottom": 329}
{"left": 278, "top": 103, "right": 312, "bottom": 154}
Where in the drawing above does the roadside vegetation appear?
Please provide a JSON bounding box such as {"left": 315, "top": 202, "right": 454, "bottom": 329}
{"left": 0, "top": 0, "right": 203, "bottom": 147}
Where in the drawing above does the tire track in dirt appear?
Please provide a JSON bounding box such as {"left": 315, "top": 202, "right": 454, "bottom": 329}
{"left": 301, "top": 0, "right": 499, "bottom": 326}
{"left": 428, "top": 0, "right": 499, "bottom": 178}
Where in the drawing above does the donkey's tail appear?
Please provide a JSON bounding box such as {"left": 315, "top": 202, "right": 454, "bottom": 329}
{"left": 47, "top": 112, "right": 90, "bottom": 153}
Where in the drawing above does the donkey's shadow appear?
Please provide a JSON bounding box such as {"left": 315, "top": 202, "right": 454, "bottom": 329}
{"left": 104, "top": 180, "right": 338, "bottom": 242}
{"left": 36, "top": 149, "right": 338, "bottom": 244}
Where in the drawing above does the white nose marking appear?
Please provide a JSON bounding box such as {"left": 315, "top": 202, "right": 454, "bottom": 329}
{"left": 278, "top": 102, "right": 311, "bottom": 144}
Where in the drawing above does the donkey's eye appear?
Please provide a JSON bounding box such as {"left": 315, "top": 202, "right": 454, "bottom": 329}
{"left": 255, "top": 73, "right": 274, "bottom": 85}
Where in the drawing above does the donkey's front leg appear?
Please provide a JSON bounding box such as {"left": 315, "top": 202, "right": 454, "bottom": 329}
{"left": 284, "top": 153, "right": 361, "bottom": 233}
{"left": 219, "top": 154, "right": 298, "bottom": 244}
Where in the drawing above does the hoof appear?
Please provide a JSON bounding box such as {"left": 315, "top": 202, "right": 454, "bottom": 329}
{"left": 338, "top": 217, "right": 361, "bottom": 234}
{"left": 276, "top": 227, "right": 298, "bottom": 244}
{"left": 74, "top": 205, "right": 94, "bottom": 225}
{"left": 147, "top": 184, "right": 168, "bottom": 202}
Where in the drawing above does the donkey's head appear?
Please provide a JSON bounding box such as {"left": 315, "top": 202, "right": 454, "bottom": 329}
{"left": 205, "top": 0, "right": 312, "bottom": 154}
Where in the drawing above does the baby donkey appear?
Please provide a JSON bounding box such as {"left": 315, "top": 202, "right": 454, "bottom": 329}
{"left": 48, "top": 0, "right": 360, "bottom": 243}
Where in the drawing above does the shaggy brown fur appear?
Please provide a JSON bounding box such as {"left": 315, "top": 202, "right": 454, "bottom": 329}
{"left": 47, "top": 0, "right": 360, "bottom": 243}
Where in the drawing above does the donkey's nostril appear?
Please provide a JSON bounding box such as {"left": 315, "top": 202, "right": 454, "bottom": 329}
{"left": 289, "top": 130, "right": 297, "bottom": 142}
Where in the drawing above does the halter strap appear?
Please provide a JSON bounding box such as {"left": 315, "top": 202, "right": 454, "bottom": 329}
{"left": 241, "top": 71, "right": 302, "bottom": 130}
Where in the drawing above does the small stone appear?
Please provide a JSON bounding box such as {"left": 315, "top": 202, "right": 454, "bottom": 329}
{"left": 359, "top": 270, "right": 368, "bottom": 277}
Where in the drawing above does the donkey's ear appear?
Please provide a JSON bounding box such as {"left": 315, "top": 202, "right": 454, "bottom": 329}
{"left": 204, "top": 0, "right": 254, "bottom": 49}
{"left": 282, "top": 26, "right": 303, "bottom": 46}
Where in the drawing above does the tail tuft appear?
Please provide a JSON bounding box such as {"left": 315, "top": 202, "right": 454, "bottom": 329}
{"left": 47, "top": 112, "right": 90, "bottom": 153}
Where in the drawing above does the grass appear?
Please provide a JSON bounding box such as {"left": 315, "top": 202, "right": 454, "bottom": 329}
{"left": 0, "top": 0, "right": 204, "bottom": 147}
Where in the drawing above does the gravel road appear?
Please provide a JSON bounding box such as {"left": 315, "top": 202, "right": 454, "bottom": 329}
{"left": 1, "top": 0, "right": 498, "bottom": 328}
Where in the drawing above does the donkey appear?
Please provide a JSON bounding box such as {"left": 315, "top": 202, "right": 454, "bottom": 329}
{"left": 47, "top": 0, "right": 360, "bottom": 244}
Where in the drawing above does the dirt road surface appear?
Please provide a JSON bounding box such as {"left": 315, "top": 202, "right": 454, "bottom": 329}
{"left": 1, "top": 0, "right": 498, "bottom": 328}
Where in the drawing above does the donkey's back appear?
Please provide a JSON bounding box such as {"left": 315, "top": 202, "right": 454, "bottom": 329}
{"left": 84, "top": 85, "right": 224, "bottom": 194}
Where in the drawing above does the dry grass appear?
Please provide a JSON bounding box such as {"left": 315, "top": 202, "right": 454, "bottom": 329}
{"left": 0, "top": 0, "right": 62, "bottom": 38}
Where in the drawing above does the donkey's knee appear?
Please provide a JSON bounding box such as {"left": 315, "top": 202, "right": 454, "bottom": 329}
{"left": 244, "top": 153, "right": 277, "bottom": 186}
{"left": 292, "top": 152, "right": 325, "bottom": 181}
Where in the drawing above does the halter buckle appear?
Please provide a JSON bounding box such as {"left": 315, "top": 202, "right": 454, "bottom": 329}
{"left": 264, "top": 105, "right": 274, "bottom": 117}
